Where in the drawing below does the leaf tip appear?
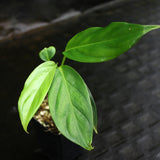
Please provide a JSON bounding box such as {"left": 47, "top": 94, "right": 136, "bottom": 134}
{"left": 24, "top": 129, "right": 29, "bottom": 134}
{"left": 21, "top": 121, "right": 30, "bottom": 134}
{"left": 87, "top": 144, "right": 94, "bottom": 151}
{"left": 144, "top": 25, "right": 160, "bottom": 34}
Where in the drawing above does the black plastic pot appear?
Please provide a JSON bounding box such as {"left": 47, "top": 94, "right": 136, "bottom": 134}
{"left": 32, "top": 119, "right": 83, "bottom": 160}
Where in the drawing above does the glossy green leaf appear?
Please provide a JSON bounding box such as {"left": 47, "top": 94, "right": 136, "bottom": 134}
{"left": 18, "top": 61, "right": 57, "bottom": 132}
{"left": 39, "top": 46, "right": 56, "bottom": 61}
{"left": 48, "top": 65, "right": 94, "bottom": 150}
{"left": 63, "top": 22, "right": 160, "bottom": 63}
{"left": 88, "top": 88, "right": 97, "bottom": 134}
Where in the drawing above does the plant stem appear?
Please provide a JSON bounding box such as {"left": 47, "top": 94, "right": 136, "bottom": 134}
{"left": 61, "top": 56, "right": 66, "bottom": 66}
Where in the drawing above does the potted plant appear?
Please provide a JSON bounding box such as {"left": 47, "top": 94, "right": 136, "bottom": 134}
{"left": 18, "top": 22, "right": 160, "bottom": 156}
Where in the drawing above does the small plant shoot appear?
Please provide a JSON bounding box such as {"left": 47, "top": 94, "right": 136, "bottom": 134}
{"left": 18, "top": 22, "right": 160, "bottom": 150}
{"left": 39, "top": 46, "right": 56, "bottom": 61}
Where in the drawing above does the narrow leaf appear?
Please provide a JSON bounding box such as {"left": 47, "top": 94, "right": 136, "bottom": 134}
{"left": 63, "top": 22, "right": 160, "bottom": 63}
{"left": 88, "top": 88, "right": 98, "bottom": 134}
{"left": 48, "top": 65, "right": 94, "bottom": 150}
{"left": 39, "top": 46, "right": 56, "bottom": 61}
{"left": 18, "top": 61, "right": 57, "bottom": 132}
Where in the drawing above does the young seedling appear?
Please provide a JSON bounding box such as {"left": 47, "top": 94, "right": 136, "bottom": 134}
{"left": 18, "top": 22, "right": 160, "bottom": 150}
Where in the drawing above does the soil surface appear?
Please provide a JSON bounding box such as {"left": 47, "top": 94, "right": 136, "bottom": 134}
{"left": 34, "top": 97, "right": 59, "bottom": 134}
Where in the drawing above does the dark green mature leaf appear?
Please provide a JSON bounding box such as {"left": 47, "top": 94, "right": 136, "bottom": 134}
{"left": 48, "top": 65, "right": 94, "bottom": 150}
{"left": 39, "top": 46, "right": 56, "bottom": 61}
{"left": 63, "top": 22, "right": 160, "bottom": 63}
{"left": 18, "top": 61, "right": 57, "bottom": 132}
{"left": 88, "top": 88, "right": 97, "bottom": 134}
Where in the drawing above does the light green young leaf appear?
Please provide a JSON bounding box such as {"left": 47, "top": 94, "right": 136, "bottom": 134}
{"left": 39, "top": 46, "right": 56, "bottom": 61}
{"left": 48, "top": 65, "right": 94, "bottom": 150}
{"left": 18, "top": 61, "right": 57, "bottom": 132}
{"left": 63, "top": 22, "right": 160, "bottom": 63}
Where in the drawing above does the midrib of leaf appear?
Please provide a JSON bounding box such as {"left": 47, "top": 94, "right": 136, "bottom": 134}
{"left": 66, "top": 79, "right": 89, "bottom": 108}
{"left": 45, "top": 48, "right": 50, "bottom": 61}
{"left": 26, "top": 64, "right": 55, "bottom": 85}
{"left": 66, "top": 39, "right": 116, "bottom": 52}
{"left": 65, "top": 33, "right": 138, "bottom": 52}
{"left": 65, "top": 81, "right": 92, "bottom": 125}
{"left": 65, "top": 25, "right": 160, "bottom": 53}
{"left": 22, "top": 70, "right": 53, "bottom": 122}
{"left": 59, "top": 67, "right": 90, "bottom": 122}
{"left": 46, "top": 52, "right": 49, "bottom": 61}
{"left": 59, "top": 67, "right": 90, "bottom": 147}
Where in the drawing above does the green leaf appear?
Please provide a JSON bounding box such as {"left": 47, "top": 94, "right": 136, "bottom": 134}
{"left": 88, "top": 88, "right": 97, "bottom": 134}
{"left": 63, "top": 22, "right": 160, "bottom": 63}
{"left": 48, "top": 65, "right": 94, "bottom": 150}
{"left": 39, "top": 46, "right": 56, "bottom": 61}
{"left": 18, "top": 61, "right": 57, "bottom": 132}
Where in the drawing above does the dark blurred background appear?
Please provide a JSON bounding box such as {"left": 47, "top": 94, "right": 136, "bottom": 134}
{"left": 0, "top": 0, "right": 113, "bottom": 22}
{"left": 1, "top": 0, "right": 160, "bottom": 160}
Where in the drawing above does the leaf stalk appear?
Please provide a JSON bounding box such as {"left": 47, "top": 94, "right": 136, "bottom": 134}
{"left": 61, "top": 56, "right": 66, "bottom": 66}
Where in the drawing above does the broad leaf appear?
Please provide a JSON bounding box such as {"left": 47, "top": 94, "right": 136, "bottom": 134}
{"left": 39, "top": 46, "right": 56, "bottom": 61}
{"left": 48, "top": 65, "right": 94, "bottom": 150}
{"left": 63, "top": 22, "right": 160, "bottom": 63}
{"left": 88, "top": 88, "right": 97, "bottom": 134}
{"left": 18, "top": 61, "right": 57, "bottom": 132}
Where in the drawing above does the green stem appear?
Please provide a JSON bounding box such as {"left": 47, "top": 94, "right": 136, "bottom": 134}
{"left": 61, "top": 56, "right": 66, "bottom": 66}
